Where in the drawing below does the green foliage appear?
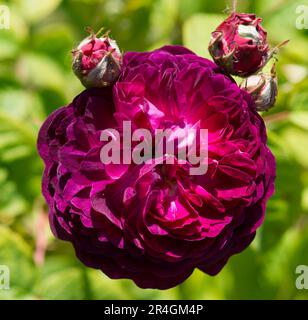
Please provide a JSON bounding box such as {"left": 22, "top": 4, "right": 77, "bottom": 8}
{"left": 0, "top": 0, "right": 307, "bottom": 300}
{"left": 183, "top": 14, "right": 224, "bottom": 59}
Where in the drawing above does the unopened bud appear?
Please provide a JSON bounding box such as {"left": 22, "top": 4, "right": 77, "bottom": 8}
{"left": 240, "top": 65, "right": 278, "bottom": 111}
{"left": 72, "top": 29, "right": 122, "bottom": 88}
{"left": 209, "top": 13, "right": 269, "bottom": 77}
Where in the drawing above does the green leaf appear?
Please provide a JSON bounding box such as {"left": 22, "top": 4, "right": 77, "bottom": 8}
{"left": 149, "top": 0, "right": 179, "bottom": 43}
{"left": 15, "top": 53, "right": 66, "bottom": 92}
{"left": 38, "top": 268, "right": 85, "bottom": 300}
{"left": 290, "top": 111, "right": 308, "bottom": 131}
{"left": 302, "top": 187, "right": 308, "bottom": 211}
{"left": 0, "top": 226, "right": 36, "bottom": 299}
{"left": 281, "top": 127, "right": 308, "bottom": 167}
{"left": 264, "top": 224, "right": 308, "bottom": 299}
{"left": 87, "top": 270, "right": 132, "bottom": 300}
{"left": 0, "top": 89, "right": 45, "bottom": 122}
{"left": 177, "top": 268, "right": 230, "bottom": 299}
{"left": 33, "top": 23, "right": 76, "bottom": 68}
{"left": 0, "top": 9, "right": 29, "bottom": 43}
{"left": 0, "top": 168, "right": 27, "bottom": 221}
{"left": 0, "top": 38, "right": 19, "bottom": 60}
{"left": 183, "top": 13, "right": 224, "bottom": 59}
{"left": 14, "top": 0, "right": 62, "bottom": 24}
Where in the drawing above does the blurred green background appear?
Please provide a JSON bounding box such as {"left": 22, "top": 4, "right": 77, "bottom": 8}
{"left": 0, "top": 0, "right": 308, "bottom": 300}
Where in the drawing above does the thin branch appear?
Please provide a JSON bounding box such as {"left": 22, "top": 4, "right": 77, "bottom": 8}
{"left": 34, "top": 203, "right": 49, "bottom": 267}
{"left": 232, "top": 0, "right": 237, "bottom": 13}
{"left": 264, "top": 111, "right": 290, "bottom": 125}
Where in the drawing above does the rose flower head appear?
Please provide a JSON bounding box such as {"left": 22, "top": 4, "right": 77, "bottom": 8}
{"left": 38, "top": 46, "right": 275, "bottom": 289}
{"left": 72, "top": 29, "right": 122, "bottom": 88}
{"left": 209, "top": 13, "right": 269, "bottom": 77}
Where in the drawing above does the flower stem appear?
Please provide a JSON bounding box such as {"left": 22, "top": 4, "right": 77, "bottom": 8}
{"left": 232, "top": 0, "right": 237, "bottom": 13}
{"left": 264, "top": 111, "right": 290, "bottom": 125}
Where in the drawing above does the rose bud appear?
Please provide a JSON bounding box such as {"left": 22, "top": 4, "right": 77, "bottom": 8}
{"left": 240, "top": 64, "right": 278, "bottom": 111}
{"left": 72, "top": 30, "right": 122, "bottom": 88}
{"left": 208, "top": 13, "right": 269, "bottom": 77}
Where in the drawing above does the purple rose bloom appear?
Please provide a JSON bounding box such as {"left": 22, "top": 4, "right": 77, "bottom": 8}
{"left": 37, "top": 46, "right": 275, "bottom": 289}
